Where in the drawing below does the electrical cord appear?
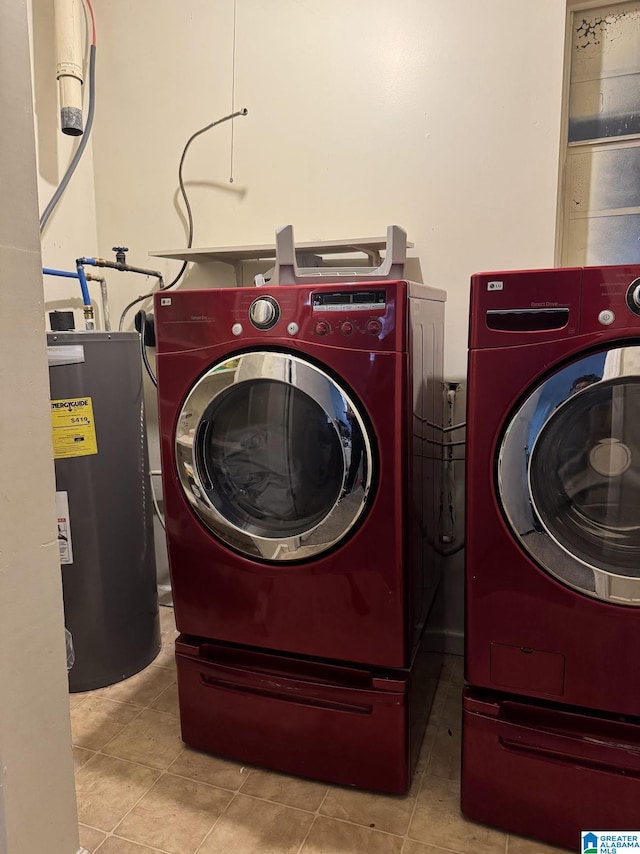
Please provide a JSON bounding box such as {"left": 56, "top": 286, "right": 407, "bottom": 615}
{"left": 39, "top": 0, "right": 96, "bottom": 232}
{"left": 149, "top": 472, "right": 166, "bottom": 530}
{"left": 137, "top": 311, "right": 157, "bottom": 387}
{"left": 165, "top": 107, "right": 249, "bottom": 290}
{"left": 120, "top": 290, "right": 156, "bottom": 331}
{"left": 425, "top": 535, "right": 465, "bottom": 557}
{"left": 85, "top": 0, "right": 96, "bottom": 44}
{"left": 117, "top": 108, "right": 248, "bottom": 330}
{"left": 438, "top": 539, "right": 465, "bottom": 557}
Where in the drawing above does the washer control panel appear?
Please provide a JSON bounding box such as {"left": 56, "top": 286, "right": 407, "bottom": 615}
{"left": 580, "top": 266, "right": 640, "bottom": 334}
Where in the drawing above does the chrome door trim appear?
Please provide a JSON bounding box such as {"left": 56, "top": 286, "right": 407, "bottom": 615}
{"left": 175, "top": 350, "right": 375, "bottom": 561}
{"left": 497, "top": 345, "right": 640, "bottom": 605}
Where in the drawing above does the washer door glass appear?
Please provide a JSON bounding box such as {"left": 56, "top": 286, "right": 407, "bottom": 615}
{"left": 498, "top": 346, "right": 640, "bottom": 605}
{"left": 175, "top": 351, "right": 374, "bottom": 561}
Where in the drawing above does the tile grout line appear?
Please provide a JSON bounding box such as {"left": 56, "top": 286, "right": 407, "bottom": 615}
{"left": 420, "top": 728, "right": 438, "bottom": 776}
{"left": 88, "top": 666, "right": 177, "bottom": 710}
{"left": 81, "top": 746, "right": 464, "bottom": 843}
{"left": 93, "top": 824, "right": 172, "bottom": 854}
{"left": 80, "top": 622, "right": 180, "bottom": 850}
{"left": 401, "top": 669, "right": 454, "bottom": 850}
{"left": 72, "top": 660, "right": 177, "bottom": 734}
{"left": 294, "top": 785, "right": 332, "bottom": 853}
{"left": 221, "top": 790, "right": 326, "bottom": 818}
{"left": 73, "top": 702, "right": 148, "bottom": 757}
{"left": 405, "top": 842, "right": 485, "bottom": 854}
{"left": 75, "top": 685, "right": 172, "bottom": 851}
{"left": 87, "top": 766, "right": 485, "bottom": 854}
{"left": 99, "top": 768, "right": 171, "bottom": 851}
{"left": 83, "top": 760, "right": 246, "bottom": 854}
{"left": 160, "top": 763, "right": 244, "bottom": 794}
{"left": 401, "top": 766, "right": 426, "bottom": 848}
{"left": 288, "top": 808, "right": 411, "bottom": 840}
{"left": 189, "top": 752, "right": 272, "bottom": 853}
{"left": 193, "top": 789, "right": 241, "bottom": 854}
{"left": 193, "top": 785, "right": 421, "bottom": 853}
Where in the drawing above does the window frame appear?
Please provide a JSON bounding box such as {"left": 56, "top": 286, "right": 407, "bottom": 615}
{"left": 557, "top": 0, "right": 640, "bottom": 265}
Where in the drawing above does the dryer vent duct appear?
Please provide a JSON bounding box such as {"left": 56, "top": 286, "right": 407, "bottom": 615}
{"left": 54, "top": 0, "right": 84, "bottom": 135}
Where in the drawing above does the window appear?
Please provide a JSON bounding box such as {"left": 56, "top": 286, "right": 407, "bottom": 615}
{"left": 560, "top": 2, "right": 640, "bottom": 265}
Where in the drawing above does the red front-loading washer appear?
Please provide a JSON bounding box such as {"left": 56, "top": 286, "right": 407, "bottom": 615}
{"left": 462, "top": 264, "right": 640, "bottom": 848}
{"left": 154, "top": 279, "right": 445, "bottom": 792}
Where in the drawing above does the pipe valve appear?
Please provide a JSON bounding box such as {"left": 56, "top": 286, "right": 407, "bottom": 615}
{"left": 112, "top": 246, "right": 129, "bottom": 265}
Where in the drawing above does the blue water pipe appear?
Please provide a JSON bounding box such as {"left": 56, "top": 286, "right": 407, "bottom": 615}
{"left": 42, "top": 265, "right": 91, "bottom": 307}
{"left": 43, "top": 266, "right": 78, "bottom": 278}
{"left": 75, "top": 262, "right": 91, "bottom": 306}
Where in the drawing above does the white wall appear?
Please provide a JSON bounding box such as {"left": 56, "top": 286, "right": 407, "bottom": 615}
{"left": 1, "top": 1, "right": 79, "bottom": 851}
{"left": 31, "top": 0, "right": 569, "bottom": 644}
{"left": 86, "top": 0, "right": 566, "bottom": 373}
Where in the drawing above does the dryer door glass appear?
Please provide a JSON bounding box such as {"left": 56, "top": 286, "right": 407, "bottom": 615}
{"left": 198, "top": 379, "right": 343, "bottom": 537}
{"left": 498, "top": 346, "right": 640, "bottom": 605}
{"left": 175, "top": 351, "right": 375, "bottom": 561}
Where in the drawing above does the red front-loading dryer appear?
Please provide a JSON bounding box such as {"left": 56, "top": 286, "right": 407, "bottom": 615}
{"left": 462, "top": 265, "right": 640, "bottom": 848}
{"left": 154, "top": 279, "right": 445, "bottom": 792}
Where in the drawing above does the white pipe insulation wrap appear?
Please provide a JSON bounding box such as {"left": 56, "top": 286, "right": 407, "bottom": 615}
{"left": 54, "top": 0, "right": 84, "bottom": 135}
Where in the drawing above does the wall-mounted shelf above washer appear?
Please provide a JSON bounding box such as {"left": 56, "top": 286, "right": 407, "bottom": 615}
{"left": 149, "top": 236, "right": 414, "bottom": 286}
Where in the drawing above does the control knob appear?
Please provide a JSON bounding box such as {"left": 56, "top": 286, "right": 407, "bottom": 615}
{"left": 314, "top": 320, "right": 331, "bottom": 336}
{"left": 366, "top": 318, "right": 382, "bottom": 336}
{"left": 626, "top": 278, "right": 640, "bottom": 317}
{"left": 340, "top": 321, "right": 354, "bottom": 336}
{"left": 249, "top": 296, "right": 280, "bottom": 330}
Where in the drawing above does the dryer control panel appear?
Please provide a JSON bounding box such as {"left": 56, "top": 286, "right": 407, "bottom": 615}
{"left": 311, "top": 290, "right": 386, "bottom": 339}
{"left": 155, "top": 280, "right": 445, "bottom": 355}
{"left": 154, "top": 280, "right": 445, "bottom": 355}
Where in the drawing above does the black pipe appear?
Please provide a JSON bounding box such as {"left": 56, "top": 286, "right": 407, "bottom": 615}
{"left": 78, "top": 256, "right": 164, "bottom": 282}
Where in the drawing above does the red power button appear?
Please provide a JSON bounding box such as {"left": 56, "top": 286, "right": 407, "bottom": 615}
{"left": 314, "top": 320, "right": 331, "bottom": 336}
{"left": 340, "top": 321, "right": 354, "bottom": 336}
{"left": 366, "top": 319, "right": 382, "bottom": 336}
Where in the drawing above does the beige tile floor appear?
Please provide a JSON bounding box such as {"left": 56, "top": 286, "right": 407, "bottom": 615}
{"left": 71, "top": 606, "right": 563, "bottom": 854}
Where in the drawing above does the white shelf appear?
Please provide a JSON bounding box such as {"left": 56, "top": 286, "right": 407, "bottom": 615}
{"left": 149, "top": 236, "right": 414, "bottom": 265}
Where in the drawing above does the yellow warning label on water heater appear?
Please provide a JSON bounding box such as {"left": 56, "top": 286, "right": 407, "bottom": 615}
{"left": 51, "top": 397, "right": 98, "bottom": 459}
